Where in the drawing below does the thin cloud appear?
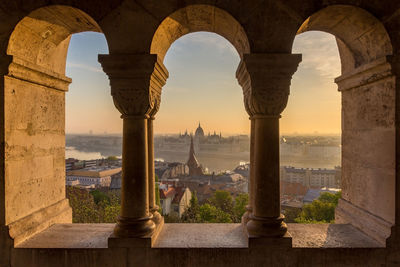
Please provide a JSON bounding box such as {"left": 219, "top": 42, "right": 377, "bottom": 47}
{"left": 176, "top": 32, "right": 238, "bottom": 56}
{"left": 163, "top": 86, "right": 188, "bottom": 93}
{"left": 67, "top": 62, "right": 104, "bottom": 73}
{"left": 293, "top": 32, "right": 341, "bottom": 79}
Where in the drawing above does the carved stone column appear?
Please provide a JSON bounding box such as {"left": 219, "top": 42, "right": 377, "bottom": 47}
{"left": 241, "top": 118, "right": 255, "bottom": 226}
{"left": 237, "top": 54, "right": 301, "bottom": 240}
{"left": 99, "top": 54, "right": 168, "bottom": 238}
{"left": 148, "top": 117, "right": 163, "bottom": 226}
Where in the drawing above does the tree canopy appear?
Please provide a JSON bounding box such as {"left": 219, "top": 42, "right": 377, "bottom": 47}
{"left": 295, "top": 191, "right": 341, "bottom": 223}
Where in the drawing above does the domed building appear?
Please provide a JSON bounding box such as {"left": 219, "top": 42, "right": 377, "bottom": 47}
{"left": 194, "top": 122, "right": 205, "bottom": 138}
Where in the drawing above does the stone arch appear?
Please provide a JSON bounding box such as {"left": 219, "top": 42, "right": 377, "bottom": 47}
{"left": 3, "top": 5, "right": 107, "bottom": 245}
{"left": 150, "top": 4, "right": 250, "bottom": 62}
{"left": 297, "top": 5, "right": 392, "bottom": 74}
{"left": 293, "top": 5, "right": 395, "bottom": 245}
{"left": 7, "top": 5, "right": 103, "bottom": 75}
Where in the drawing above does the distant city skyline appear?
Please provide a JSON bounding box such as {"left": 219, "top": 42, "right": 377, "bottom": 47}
{"left": 66, "top": 31, "right": 341, "bottom": 135}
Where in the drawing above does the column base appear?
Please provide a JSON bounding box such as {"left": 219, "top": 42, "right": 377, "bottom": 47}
{"left": 109, "top": 216, "right": 164, "bottom": 248}
{"left": 246, "top": 214, "right": 287, "bottom": 238}
{"left": 113, "top": 215, "right": 156, "bottom": 238}
{"left": 244, "top": 215, "right": 292, "bottom": 248}
{"left": 151, "top": 207, "right": 162, "bottom": 225}
{"left": 241, "top": 206, "right": 252, "bottom": 227}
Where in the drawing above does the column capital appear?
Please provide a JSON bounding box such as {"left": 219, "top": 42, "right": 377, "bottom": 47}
{"left": 236, "top": 53, "right": 302, "bottom": 117}
{"left": 99, "top": 54, "right": 169, "bottom": 117}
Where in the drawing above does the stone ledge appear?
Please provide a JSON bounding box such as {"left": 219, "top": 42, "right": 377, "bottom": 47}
{"left": 289, "top": 223, "right": 382, "bottom": 248}
{"left": 9, "top": 199, "right": 72, "bottom": 246}
{"left": 15, "top": 223, "right": 382, "bottom": 250}
{"left": 16, "top": 224, "right": 114, "bottom": 249}
{"left": 335, "top": 198, "right": 392, "bottom": 245}
{"left": 153, "top": 223, "right": 248, "bottom": 248}
{"left": 108, "top": 217, "right": 164, "bottom": 248}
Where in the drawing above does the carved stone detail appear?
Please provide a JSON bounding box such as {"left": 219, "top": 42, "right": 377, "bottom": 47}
{"left": 236, "top": 54, "right": 302, "bottom": 116}
{"left": 8, "top": 56, "right": 72, "bottom": 91}
{"left": 335, "top": 55, "right": 393, "bottom": 92}
{"left": 99, "top": 54, "right": 169, "bottom": 117}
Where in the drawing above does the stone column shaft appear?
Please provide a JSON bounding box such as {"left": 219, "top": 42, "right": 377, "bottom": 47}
{"left": 120, "top": 116, "right": 149, "bottom": 218}
{"left": 114, "top": 116, "right": 155, "bottom": 237}
{"left": 148, "top": 117, "right": 162, "bottom": 224}
{"left": 99, "top": 54, "right": 168, "bottom": 238}
{"left": 252, "top": 116, "right": 280, "bottom": 218}
{"left": 236, "top": 53, "right": 301, "bottom": 238}
{"left": 242, "top": 118, "right": 255, "bottom": 225}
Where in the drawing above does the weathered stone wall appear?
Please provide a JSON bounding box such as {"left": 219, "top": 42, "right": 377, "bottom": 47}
{"left": 8, "top": 246, "right": 390, "bottom": 267}
{"left": 5, "top": 75, "right": 66, "bottom": 223}
{"left": 1, "top": 4, "right": 106, "bottom": 248}
{"left": 4, "top": 70, "right": 72, "bottom": 244}
{"left": 334, "top": 57, "right": 395, "bottom": 244}
{"left": 0, "top": 0, "right": 400, "bottom": 266}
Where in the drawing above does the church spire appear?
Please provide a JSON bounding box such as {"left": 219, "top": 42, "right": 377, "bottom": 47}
{"left": 187, "top": 135, "right": 204, "bottom": 176}
{"left": 189, "top": 135, "right": 195, "bottom": 156}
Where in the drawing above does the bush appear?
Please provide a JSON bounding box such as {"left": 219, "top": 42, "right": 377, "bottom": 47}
{"left": 295, "top": 191, "right": 341, "bottom": 223}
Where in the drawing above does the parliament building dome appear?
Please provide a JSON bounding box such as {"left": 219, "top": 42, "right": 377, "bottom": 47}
{"left": 195, "top": 122, "right": 205, "bottom": 138}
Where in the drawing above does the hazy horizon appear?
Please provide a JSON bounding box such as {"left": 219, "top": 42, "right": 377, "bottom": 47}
{"left": 65, "top": 31, "right": 341, "bottom": 136}
{"left": 66, "top": 131, "right": 341, "bottom": 137}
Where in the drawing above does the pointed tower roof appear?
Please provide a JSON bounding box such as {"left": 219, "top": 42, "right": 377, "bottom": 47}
{"left": 187, "top": 135, "right": 200, "bottom": 168}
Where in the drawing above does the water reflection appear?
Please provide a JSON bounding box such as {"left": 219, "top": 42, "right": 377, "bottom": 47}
{"left": 65, "top": 147, "right": 103, "bottom": 160}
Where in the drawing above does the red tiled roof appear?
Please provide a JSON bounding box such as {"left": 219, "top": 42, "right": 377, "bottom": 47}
{"left": 280, "top": 181, "right": 308, "bottom": 196}
{"left": 160, "top": 187, "right": 176, "bottom": 199}
{"left": 172, "top": 187, "right": 185, "bottom": 204}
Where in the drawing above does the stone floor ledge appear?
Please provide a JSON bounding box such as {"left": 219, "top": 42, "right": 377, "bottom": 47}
{"left": 15, "top": 223, "right": 382, "bottom": 249}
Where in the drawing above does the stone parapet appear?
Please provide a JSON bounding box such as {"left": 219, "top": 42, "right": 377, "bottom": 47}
{"left": 336, "top": 198, "right": 392, "bottom": 245}
{"left": 7, "top": 198, "right": 72, "bottom": 246}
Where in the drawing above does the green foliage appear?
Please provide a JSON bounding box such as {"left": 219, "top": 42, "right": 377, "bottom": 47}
{"left": 106, "top": 156, "right": 119, "bottom": 161}
{"left": 66, "top": 186, "right": 121, "bottom": 223}
{"left": 155, "top": 175, "right": 161, "bottom": 211}
{"left": 283, "top": 207, "right": 301, "bottom": 223}
{"left": 208, "top": 190, "right": 233, "bottom": 214}
{"left": 164, "top": 213, "right": 181, "bottom": 223}
{"left": 199, "top": 204, "right": 232, "bottom": 223}
{"left": 180, "top": 191, "right": 248, "bottom": 223}
{"left": 318, "top": 191, "right": 341, "bottom": 205}
{"left": 67, "top": 186, "right": 249, "bottom": 224}
{"left": 101, "top": 202, "right": 121, "bottom": 223}
{"left": 67, "top": 186, "right": 99, "bottom": 223}
{"left": 295, "top": 191, "right": 341, "bottom": 223}
{"left": 181, "top": 191, "right": 201, "bottom": 223}
{"left": 233, "top": 193, "right": 249, "bottom": 222}
{"left": 90, "top": 190, "right": 110, "bottom": 205}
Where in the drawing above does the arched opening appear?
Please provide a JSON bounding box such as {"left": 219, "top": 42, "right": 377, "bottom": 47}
{"left": 280, "top": 31, "right": 342, "bottom": 228}
{"left": 151, "top": 6, "right": 251, "bottom": 223}
{"left": 5, "top": 5, "right": 109, "bottom": 245}
{"left": 288, "top": 5, "right": 394, "bottom": 246}
{"left": 151, "top": 4, "right": 250, "bottom": 62}
{"left": 64, "top": 32, "right": 124, "bottom": 223}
